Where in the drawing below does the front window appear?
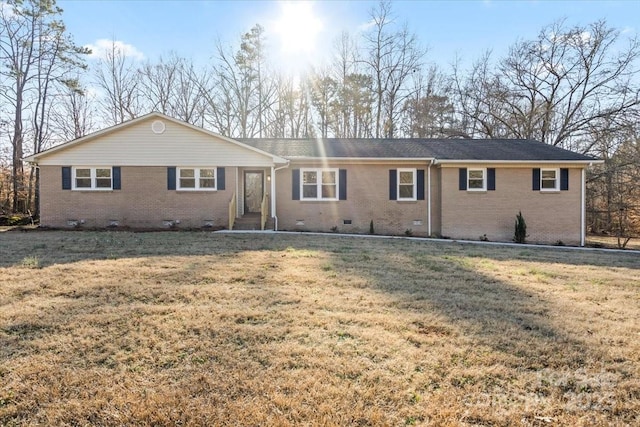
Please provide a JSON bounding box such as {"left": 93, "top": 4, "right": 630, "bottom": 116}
{"left": 541, "top": 168, "right": 559, "bottom": 191}
{"left": 301, "top": 168, "right": 338, "bottom": 200}
{"left": 322, "top": 171, "right": 337, "bottom": 198}
{"left": 398, "top": 169, "right": 416, "bottom": 200}
{"left": 467, "top": 168, "right": 486, "bottom": 191}
{"left": 178, "top": 168, "right": 217, "bottom": 190}
{"left": 95, "top": 168, "right": 112, "bottom": 188}
{"left": 302, "top": 170, "right": 318, "bottom": 198}
{"left": 73, "top": 167, "right": 112, "bottom": 190}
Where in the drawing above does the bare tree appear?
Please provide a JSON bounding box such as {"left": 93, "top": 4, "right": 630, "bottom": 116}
{"left": 452, "top": 20, "right": 640, "bottom": 153}
{"left": 587, "top": 121, "right": 640, "bottom": 248}
{"left": 451, "top": 51, "right": 520, "bottom": 139}
{"left": 138, "top": 54, "right": 179, "bottom": 115}
{"left": 330, "top": 31, "right": 359, "bottom": 138}
{"left": 1, "top": 0, "right": 88, "bottom": 213}
{"left": 172, "top": 58, "right": 207, "bottom": 125}
{"left": 50, "top": 77, "right": 96, "bottom": 141}
{"left": 202, "top": 25, "right": 278, "bottom": 138}
{"left": 139, "top": 54, "right": 207, "bottom": 125}
{"left": 309, "top": 67, "right": 337, "bottom": 138}
{"left": 402, "top": 65, "right": 455, "bottom": 138}
{"left": 94, "top": 39, "right": 144, "bottom": 125}
{"left": 361, "top": 1, "right": 425, "bottom": 138}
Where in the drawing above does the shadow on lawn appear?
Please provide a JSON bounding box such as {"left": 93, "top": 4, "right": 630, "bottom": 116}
{"left": 1, "top": 229, "right": 638, "bottom": 269}
{"left": 0, "top": 230, "right": 292, "bottom": 268}
{"left": 328, "top": 238, "right": 614, "bottom": 372}
{"left": 2, "top": 232, "right": 636, "bottom": 426}
{"left": 0, "top": 231, "right": 629, "bottom": 369}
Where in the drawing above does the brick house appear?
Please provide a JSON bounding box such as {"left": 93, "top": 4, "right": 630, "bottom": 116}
{"left": 24, "top": 112, "right": 600, "bottom": 245}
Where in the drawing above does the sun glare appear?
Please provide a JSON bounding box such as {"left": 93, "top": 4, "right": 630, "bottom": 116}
{"left": 274, "top": 1, "right": 322, "bottom": 55}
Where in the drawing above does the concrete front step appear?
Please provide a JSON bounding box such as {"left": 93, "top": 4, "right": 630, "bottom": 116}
{"left": 234, "top": 221, "right": 262, "bottom": 230}
{"left": 232, "top": 214, "right": 274, "bottom": 231}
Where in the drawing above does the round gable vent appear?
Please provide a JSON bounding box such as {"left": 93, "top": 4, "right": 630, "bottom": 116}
{"left": 151, "top": 120, "right": 166, "bottom": 134}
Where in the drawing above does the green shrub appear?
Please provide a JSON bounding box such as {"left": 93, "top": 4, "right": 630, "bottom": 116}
{"left": 514, "top": 211, "right": 527, "bottom": 243}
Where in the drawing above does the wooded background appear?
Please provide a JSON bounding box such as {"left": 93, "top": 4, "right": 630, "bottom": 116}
{"left": 1, "top": 0, "right": 638, "bottom": 245}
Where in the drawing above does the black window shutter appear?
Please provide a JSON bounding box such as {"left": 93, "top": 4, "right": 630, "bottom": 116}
{"left": 62, "top": 167, "right": 71, "bottom": 190}
{"left": 389, "top": 169, "right": 397, "bottom": 200}
{"left": 487, "top": 168, "right": 496, "bottom": 191}
{"left": 217, "top": 167, "right": 225, "bottom": 190}
{"left": 459, "top": 168, "right": 467, "bottom": 190}
{"left": 339, "top": 169, "right": 347, "bottom": 200}
{"left": 292, "top": 169, "right": 300, "bottom": 200}
{"left": 417, "top": 169, "right": 425, "bottom": 200}
{"left": 112, "top": 167, "right": 121, "bottom": 190}
{"left": 560, "top": 168, "right": 569, "bottom": 191}
{"left": 532, "top": 168, "right": 541, "bottom": 191}
{"left": 167, "top": 167, "right": 176, "bottom": 190}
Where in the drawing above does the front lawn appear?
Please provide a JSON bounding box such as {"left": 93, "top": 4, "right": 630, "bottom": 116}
{"left": 1, "top": 231, "right": 638, "bottom": 425}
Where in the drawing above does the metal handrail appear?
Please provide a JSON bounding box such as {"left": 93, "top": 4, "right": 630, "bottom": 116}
{"left": 260, "top": 193, "right": 268, "bottom": 230}
{"left": 228, "top": 193, "right": 236, "bottom": 230}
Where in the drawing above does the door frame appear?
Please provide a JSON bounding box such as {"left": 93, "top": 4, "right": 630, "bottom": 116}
{"left": 243, "top": 170, "right": 264, "bottom": 214}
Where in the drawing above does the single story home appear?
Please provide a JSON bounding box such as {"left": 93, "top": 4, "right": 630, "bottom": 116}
{"left": 24, "top": 112, "right": 601, "bottom": 245}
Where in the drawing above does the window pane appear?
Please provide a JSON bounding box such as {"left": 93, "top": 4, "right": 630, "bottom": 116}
{"left": 468, "top": 170, "right": 484, "bottom": 179}
{"left": 541, "top": 180, "right": 556, "bottom": 189}
{"left": 322, "top": 184, "right": 336, "bottom": 198}
{"left": 180, "top": 169, "right": 195, "bottom": 178}
{"left": 200, "top": 169, "right": 215, "bottom": 178}
{"left": 468, "top": 179, "right": 484, "bottom": 189}
{"left": 322, "top": 171, "right": 336, "bottom": 184}
{"left": 76, "top": 178, "right": 91, "bottom": 188}
{"left": 96, "top": 168, "right": 111, "bottom": 178}
{"left": 399, "top": 184, "right": 414, "bottom": 198}
{"left": 180, "top": 178, "right": 196, "bottom": 188}
{"left": 96, "top": 178, "right": 111, "bottom": 188}
{"left": 303, "top": 171, "right": 317, "bottom": 184}
{"left": 399, "top": 171, "right": 414, "bottom": 184}
{"left": 303, "top": 185, "right": 317, "bottom": 198}
{"left": 76, "top": 169, "right": 90, "bottom": 178}
{"left": 200, "top": 178, "right": 215, "bottom": 188}
{"left": 541, "top": 170, "right": 556, "bottom": 179}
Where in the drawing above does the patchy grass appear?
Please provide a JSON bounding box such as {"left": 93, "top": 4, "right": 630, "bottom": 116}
{"left": 1, "top": 231, "right": 639, "bottom": 426}
{"left": 587, "top": 234, "right": 640, "bottom": 250}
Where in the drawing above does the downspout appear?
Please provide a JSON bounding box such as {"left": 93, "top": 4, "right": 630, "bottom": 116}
{"left": 581, "top": 166, "right": 587, "bottom": 247}
{"left": 235, "top": 167, "right": 239, "bottom": 217}
{"left": 427, "top": 159, "right": 433, "bottom": 237}
{"left": 270, "top": 166, "right": 275, "bottom": 218}
{"left": 272, "top": 161, "right": 290, "bottom": 231}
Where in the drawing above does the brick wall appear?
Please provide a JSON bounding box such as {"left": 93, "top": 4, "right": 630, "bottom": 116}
{"left": 439, "top": 166, "right": 583, "bottom": 244}
{"left": 40, "top": 163, "right": 584, "bottom": 244}
{"left": 40, "top": 166, "right": 236, "bottom": 229}
{"left": 274, "top": 163, "right": 433, "bottom": 236}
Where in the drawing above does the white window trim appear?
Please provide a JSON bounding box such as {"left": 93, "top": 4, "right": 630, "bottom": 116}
{"left": 467, "top": 168, "right": 487, "bottom": 192}
{"left": 300, "top": 168, "right": 339, "bottom": 201}
{"left": 72, "top": 167, "right": 112, "bottom": 191}
{"left": 177, "top": 167, "right": 217, "bottom": 191}
{"left": 540, "top": 168, "right": 560, "bottom": 192}
{"left": 397, "top": 168, "right": 417, "bottom": 201}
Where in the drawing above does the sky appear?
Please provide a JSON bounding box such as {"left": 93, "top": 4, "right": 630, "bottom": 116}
{"left": 56, "top": 0, "right": 639, "bottom": 72}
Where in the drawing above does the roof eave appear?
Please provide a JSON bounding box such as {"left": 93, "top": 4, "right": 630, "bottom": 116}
{"left": 22, "top": 112, "right": 287, "bottom": 165}
{"left": 435, "top": 159, "right": 602, "bottom": 165}
{"left": 286, "top": 156, "right": 436, "bottom": 162}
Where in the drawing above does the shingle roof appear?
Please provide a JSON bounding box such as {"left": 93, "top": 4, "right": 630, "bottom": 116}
{"left": 238, "top": 138, "right": 597, "bottom": 162}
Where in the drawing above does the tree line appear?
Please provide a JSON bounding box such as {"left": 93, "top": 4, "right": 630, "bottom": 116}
{"left": 1, "top": 0, "right": 638, "bottom": 245}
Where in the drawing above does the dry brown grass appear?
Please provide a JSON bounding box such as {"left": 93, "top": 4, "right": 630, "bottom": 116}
{"left": 1, "top": 230, "right": 639, "bottom": 426}
{"left": 586, "top": 234, "right": 640, "bottom": 250}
